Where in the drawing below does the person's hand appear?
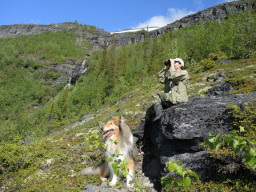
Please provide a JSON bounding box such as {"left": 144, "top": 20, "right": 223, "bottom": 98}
{"left": 170, "top": 59, "right": 175, "bottom": 67}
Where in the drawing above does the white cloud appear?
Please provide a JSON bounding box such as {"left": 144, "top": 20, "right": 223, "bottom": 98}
{"left": 222, "top": 0, "right": 238, "bottom": 2}
{"left": 135, "top": 16, "right": 171, "bottom": 28}
{"left": 194, "top": 0, "right": 204, "bottom": 10}
{"left": 29, "top": 19, "right": 41, "bottom": 24}
{"left": 134, "top": 8, "right": 194, "bottom": 29}
{"left": 168, "top": 8, "right": 194, "bottom": 23}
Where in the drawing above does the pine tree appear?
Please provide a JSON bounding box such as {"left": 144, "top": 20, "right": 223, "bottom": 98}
{"left": 96, "top": 41, "right": 108, "bottom": 78}
{"left": 42, "top": 100, "right": 59, "bottom": 135}
{"left": 143, "top": 31, "right": 150, "bottom": 63}
{"left": 107, "top": 35, "right": 116, "bottom": 87}
{"left": 60, "top": 89, "right": 68, "bottom": 119}
{"left": 116, "top": 46, "right": 127, "bottom": 77}
{"left": 148, "top": 38, "right": 159, "bottom": 74}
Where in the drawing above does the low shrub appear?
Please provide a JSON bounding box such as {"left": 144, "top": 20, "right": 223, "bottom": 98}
{"left": 195, "top": 58, "right": 217, "bottom": 73}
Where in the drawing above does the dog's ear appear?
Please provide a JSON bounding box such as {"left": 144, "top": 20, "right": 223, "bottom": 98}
{"left": 120, "top": 115, "right": 125, "bottom": 128}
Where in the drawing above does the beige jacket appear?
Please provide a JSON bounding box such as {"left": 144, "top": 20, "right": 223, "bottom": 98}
{"left": 158, "top": 66, "right": 189, "bottom": 104}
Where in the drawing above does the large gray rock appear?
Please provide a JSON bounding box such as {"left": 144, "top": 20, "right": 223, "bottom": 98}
{"left": 143, "top": 92, "right": 256, "bottom": 182}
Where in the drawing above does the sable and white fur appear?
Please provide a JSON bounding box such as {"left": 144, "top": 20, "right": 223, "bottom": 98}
{"left": 82, "top": 116, "right": 138, "bottom": 188}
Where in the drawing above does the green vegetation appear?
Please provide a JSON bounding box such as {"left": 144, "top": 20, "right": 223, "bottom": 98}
{"left": 161, "top": 160, "right": 199, "bottom": 190}
{"left": 204, "top": 101, "right": 256, "bottom": 169}
{"left": 0, "top": 134, "right": 103, "bottom": 191}
{"left": 203, "top": 101, "right": 256, "bottom": 191}
{"left": 63, "top": 21, "right": 102, "bottom": 32}
{"left": 0, "top": 1, "right": 256, "bottom": 191}
{"left": 0, "top": 28, "right": 93, "bottom": 142}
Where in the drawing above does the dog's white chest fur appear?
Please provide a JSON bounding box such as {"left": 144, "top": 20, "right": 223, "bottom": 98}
{"left": 105, "top": 140, "right": 128, "bottom": 159}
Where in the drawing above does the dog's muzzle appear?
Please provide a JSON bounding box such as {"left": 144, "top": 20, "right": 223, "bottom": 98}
{"left": 102, "top": 129, "right": 114, "bottom": 139}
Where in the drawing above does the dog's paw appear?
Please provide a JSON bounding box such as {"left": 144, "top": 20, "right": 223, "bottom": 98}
{"left": 100, "top": 177, "right": 107, "bottom": 182}
{"left": 127, "top": 183, "right": 133, "bottom": 189}
{"left": 109, "top": 181, "right": 116, "bottom": 187}
{"left": 126, "top": 172, "right": 135, "bottom": 189}
{"left": 109, "top": 175, "right": 117, "bottom": 187}
{"left": 126, "top": 180, "right": 135, "bottom": 189}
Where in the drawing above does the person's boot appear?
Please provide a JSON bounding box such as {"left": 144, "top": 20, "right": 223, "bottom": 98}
{"left": 132, "top": 121, "right": 145, "bottom": 139}
{"left": 153, "top": 102, "right": 163, "bottom": 121}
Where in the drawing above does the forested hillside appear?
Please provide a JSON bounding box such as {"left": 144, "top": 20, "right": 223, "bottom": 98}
{"left": 0, "top": 0, "right": 256, "bottom": 191}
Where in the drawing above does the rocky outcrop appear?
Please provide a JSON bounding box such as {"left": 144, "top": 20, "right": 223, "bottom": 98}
{"left": 0, "top": 23, "right": 111, "bottom": 49}
{"left": 207, "top": 81, "right": 234, "bottom": 96}
{"left": 0, "top": 1, "right": 253, "bottom": 48}
{"left": 149, "top": 1, "right": 254, "bottom": 37}
{"left": 113, "top": 1, "right": 254, "bottom": 45}
{"left": 19, "top": 55, "right": 88, "bottom": 87}
{"left": 0, "top": 24, "right": 74, "bottom": 38}
{"left": 142, "top": 91, "right": 256, "bottom": 184}
{"left": 108, "top": 1, "right": 254, "bottom": 46}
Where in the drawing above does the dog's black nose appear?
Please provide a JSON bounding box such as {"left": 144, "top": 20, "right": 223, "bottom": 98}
{"left": 101, "top": 127, "right": 104, "bottom": 131}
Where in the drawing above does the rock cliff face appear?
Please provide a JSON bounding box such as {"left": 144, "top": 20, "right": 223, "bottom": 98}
{"left": 0, "top": 1, "right": 254, "bottom": 48}
{"left": 0, "top": 23, "right": 111, "bottom": 50}
{"left": 108, "top": 0, "right": 254, "bottom": 46}
{"left": 148, "top": 1, "right": 254, "bottom": 37}
{"left": 142, "top": 91, "right": 256, "bottom": 183}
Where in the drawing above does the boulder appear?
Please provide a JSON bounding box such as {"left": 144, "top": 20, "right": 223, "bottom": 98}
{"left": 142, "top": 92, "right": 256, "bottom": 182}
{"left": 213, "top": 72, "right": 228, "bottom": 82}
{"left": 207, "top": 81, "right": 234, "bottom": 96}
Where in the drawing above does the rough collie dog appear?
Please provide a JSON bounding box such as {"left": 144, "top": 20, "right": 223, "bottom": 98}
{"left": 82, "top": 116, "right": 138, "bottom": 188}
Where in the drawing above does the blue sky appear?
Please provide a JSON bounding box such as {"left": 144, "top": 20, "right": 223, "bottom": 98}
{"left": 1, "top": 0, "right": 236, "bottom": 32}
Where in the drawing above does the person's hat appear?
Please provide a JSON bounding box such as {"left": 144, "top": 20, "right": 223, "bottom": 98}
{"left": 174, "top": 58, "right": 184, "bottom": 67}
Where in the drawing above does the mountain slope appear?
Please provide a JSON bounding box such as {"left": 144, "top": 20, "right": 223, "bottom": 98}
{"left": 0, "top": 0, "right": 256, "bottom": 191}
{"left": 0, "top": 0, "right": 254, "bottom": 47}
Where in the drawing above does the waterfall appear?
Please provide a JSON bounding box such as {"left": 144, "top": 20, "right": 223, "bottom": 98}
{"left": 67, "top": 77, "right": 72, "bottom": 86}
{"left": 80, "top": 60, "right": 87, "bottom": 74}
{"left": 65, "top": 59, "right": 87, "bottom": 88}
{"left": 65, "top": 77, "right": 72, "bottom": 89}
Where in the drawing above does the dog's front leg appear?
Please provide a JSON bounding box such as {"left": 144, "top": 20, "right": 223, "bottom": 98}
{"left": 126, "top": 169, "right": 135, "bottom": 188}
{"left": 126, "top": 156, "right": 136, "bottom": 188}
{"left": 109, "top": 174, "right": 118, "bottom": 187}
